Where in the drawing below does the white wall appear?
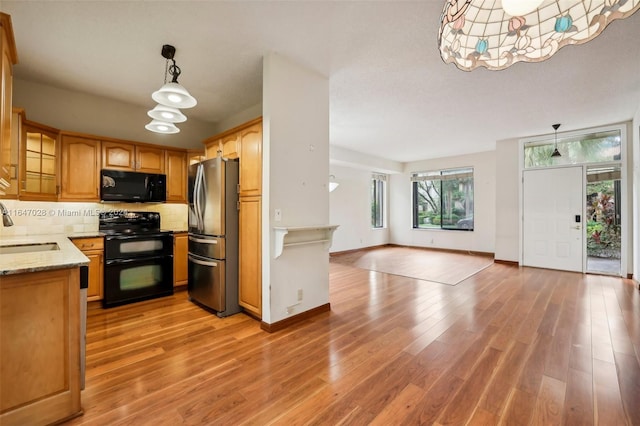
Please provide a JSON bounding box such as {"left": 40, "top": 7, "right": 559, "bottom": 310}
{"left": 389, "top": 150, "right": 496, "bottom": 254}
{"left": 215, "top": 103, "right": 262, "bottom": 135}
{"left": 328, "top": 146, "right": 401, "bottom": 252}
{"left": 13, "top": 79, "right": 215, "bottom": 149}
{"left": 262, "top": 52, "right": 330, "bottom": 324}
{"left": 494, "top": 138, "right": 520, "bottom": 262}
{"left": 329, "top": 164, "right": 389, "bottom": 252}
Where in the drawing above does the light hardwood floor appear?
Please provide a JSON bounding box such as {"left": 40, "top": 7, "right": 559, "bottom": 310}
{"left": 66, "top": 256, "right": 640, "bottom": 425}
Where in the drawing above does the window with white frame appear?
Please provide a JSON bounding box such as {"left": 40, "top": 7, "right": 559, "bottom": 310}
{"left": 371, "top": 173, "right": 386, "bottom": 228}
{"left": 411, "top": 167, "right": 474, "bottom": 231}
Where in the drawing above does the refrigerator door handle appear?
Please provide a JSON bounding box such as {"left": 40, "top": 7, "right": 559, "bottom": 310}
{"left": 188, "top": 236, "right": 218, "bottom": 244}
{"left": 188, "top": 254, "right": 218, "bottom": 267}
{"left": 194, "top": 164, "right": 204, "bottom": 232}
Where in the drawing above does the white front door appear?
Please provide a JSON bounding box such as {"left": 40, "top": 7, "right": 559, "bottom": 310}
{"left": 523, "top": 167, "right": 583, "bottom": 272}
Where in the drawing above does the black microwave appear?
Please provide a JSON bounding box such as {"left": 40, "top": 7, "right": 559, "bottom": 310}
{"left": 100, "top": 170, "right": 166, "bottom": 203}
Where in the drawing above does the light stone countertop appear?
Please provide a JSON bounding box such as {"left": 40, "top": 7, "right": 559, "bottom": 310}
{"left": 0, "top": 234, "right": 90, "bottom": 275}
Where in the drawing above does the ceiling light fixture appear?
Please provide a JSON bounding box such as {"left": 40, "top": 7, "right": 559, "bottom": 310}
{"left": 438, "top": 0, "right": 640, "bottom": 71}
{"left": 147, "top": 104, "right": 187, "bottom": 123}
{"left": 146, "top": 44, "right": 196, "bottom": 134}
{"left": 145, "top": 119, "right": 180, "bottom": 134}
{"left": 551, "top": 123, "right": 561, "bottom": 157}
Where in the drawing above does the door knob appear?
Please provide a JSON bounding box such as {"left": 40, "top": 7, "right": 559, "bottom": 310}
{"left": 572, "top": 226, "right": 581, "bottom": 230}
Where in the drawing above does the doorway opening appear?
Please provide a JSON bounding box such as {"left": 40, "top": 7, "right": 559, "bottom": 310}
{"left": 521, "top": 125, "right": 625, "bottom": 276}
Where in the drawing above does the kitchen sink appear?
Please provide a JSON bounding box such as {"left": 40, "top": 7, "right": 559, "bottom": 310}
{"left": 0, "top": 242, "right": 60, "bottom": 254}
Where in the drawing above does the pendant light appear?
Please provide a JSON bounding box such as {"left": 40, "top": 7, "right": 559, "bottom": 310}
{"left": 438, "top": 0, "right": 640, "bottom": 71}
{"left": 151, "top": 45, "right": 197, "bottom": 108}
{"left": 145, "top": 120, "right": 180, "bottom": 134}
{"left": 147, "top": 105, "right": 187, "bottom": 123}
{"left": 146, "top": 44, "right": 196, "bottom": 134}
{"left": 551, "top": 123, "right": 561, "bottom": 157}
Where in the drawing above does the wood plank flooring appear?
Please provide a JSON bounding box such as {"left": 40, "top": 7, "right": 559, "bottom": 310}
{"left": 330, "top": 246, "right": 494, "bottom": 285}
{"left": 65, "top": 255, "right": 640, "bottom": 425}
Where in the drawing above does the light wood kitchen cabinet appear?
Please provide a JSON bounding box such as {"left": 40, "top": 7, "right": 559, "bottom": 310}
{"left": 204, "top": 117, "right": 263, "bottom": 318}
{"left": 1, "top": 108, "right": 22, "bottom": 198}
{"left": 19, "top": 120, "right": 60, "bottom": 201}
{"left": 0, "top": 267, "right": 82, "bottom": 426}
{"left": 239, "top": 195, "right": 262, "bottom": 317}
{"left": 221, "top": 133, "right": 239, "bottom": 159}
{"left": 60, "top": 133, "right": 101, "bottom": 201}
{"left": 72, "top": 237, "right": 104, "bottom": 301}
{"left": 203, "top": 118, "right": 262, "bottom": 196}
{"left": 238, "top": 121, "right": 262, "bottom": 197}
{"left": 173, "top": 232, "right": 188, "bottom": 287}
{"left": 101, "top": 140, "right": 135, "bottom": 171}
{"left": 188, "top": 150, "right": 206, "bottom": 166}
{"left": 205, "top": 139, "right": 221, "bottom": 159}
{"left": 165, "top": 149, "right": 187, "bottom": 203}
{"left": 0, "top": 13, "right": 17, "bottom": 197}
{"left": 136, "top": 145, "right": 165, "bottom": 173}
{"left": 102, "top": 141, "right": 165, "bottom": 173}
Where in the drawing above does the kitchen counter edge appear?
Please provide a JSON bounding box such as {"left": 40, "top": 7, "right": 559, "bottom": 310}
{"left": 0, "top": 234, "right": 90, "bottom": 275}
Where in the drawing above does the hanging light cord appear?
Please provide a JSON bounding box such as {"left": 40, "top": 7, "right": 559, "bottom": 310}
{"left": 162, "top": 58, "right": 182, "bottom": 84}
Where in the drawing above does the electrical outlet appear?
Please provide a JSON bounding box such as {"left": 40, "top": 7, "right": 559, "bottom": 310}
{"left": 297, "top": 288, "right": 303, "bottom": 301}
{"left": 274, "top": 209, "right": 282, "bottom": 222}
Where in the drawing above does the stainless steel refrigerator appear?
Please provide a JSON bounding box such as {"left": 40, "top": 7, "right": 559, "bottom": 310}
{"left": 187, "top": 157, "right": 241, "bottom": 317}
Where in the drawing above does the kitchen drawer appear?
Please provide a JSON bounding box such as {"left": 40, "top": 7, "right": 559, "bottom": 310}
{"left": 72, "top": 237, "right": 104, "bottom": 251}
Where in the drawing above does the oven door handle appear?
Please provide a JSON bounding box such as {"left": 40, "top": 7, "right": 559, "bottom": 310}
{"left": 188, "top": 236, "right": 218, "bottom": 244}
{"left": 105, "top": 255, "right": 171, "bottom": 266}
{"left": 105, "top": 234, "right": 171, "bottom": 241}
{"left": 188, "top": 254, "right": 218, "bottom": 267}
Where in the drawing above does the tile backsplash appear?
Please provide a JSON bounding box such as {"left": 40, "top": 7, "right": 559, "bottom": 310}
{"left": 0, "top": 200, "right": 187, "bottom": 237}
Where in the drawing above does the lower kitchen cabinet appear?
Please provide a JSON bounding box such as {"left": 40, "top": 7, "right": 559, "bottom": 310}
{"left": 174, "top": 232, "right": 188, "bottom": 287}
{"left": 0, "top": 267, "right": 82, "bottom": 426}
{"left": 72, "top": 237, "right": 103, "bottom": 301}
{"left": 239, "top": 196, "right": 261, "bottom": 317}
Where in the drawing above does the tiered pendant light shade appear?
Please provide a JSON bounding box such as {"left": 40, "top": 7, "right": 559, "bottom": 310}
{"left": 146, "top": 44, "right": 196, "bottom": 134}
{"left": 438, "top": 0, "right": 640, "bottom": 71}
{"left": 145, "top": 120, "right": 180, "bottom": 134}
{"left": 152, "top": 82, "right": 197, "bottom": 109}
{"left": 147, "top": 104, "right": 187, "bottom": 123}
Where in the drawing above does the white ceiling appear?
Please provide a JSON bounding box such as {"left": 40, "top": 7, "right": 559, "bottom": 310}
{"left": 3, "top": 1, "right": 640, "bottom": 163}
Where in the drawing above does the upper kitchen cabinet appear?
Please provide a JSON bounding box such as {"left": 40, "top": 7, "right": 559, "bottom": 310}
{"left": 0, "top": 13, "right": 18, "bottom": 197}
{"left": 165, "top": 149, "right": 187, "bottom": 203}
{"left": 102, "top": 141, "right": 135, "bottom": 170}
{"left": 19, "top": 120, "right": 60, "bottom": 201}
{"left": 102, "top": 141, "right": 165, "bottom": 174}
{"left": 188, "top": 150, "right": 206, "bottom": 166}
{"left": 221, "top": 133, "right": 239, "bottom": 159}
{"left": 204, "top": 139, "right": 221, "bottom": 159}
{"left": 238, "top": 121, "right": 262, "bottom": 197}
{"left": 136, "top": 145, "right": 165, "bottom": 173}
{"left": 1, "top": 108, "right": 22, "bottom": 198}
{"left": 203, "top": 117, "right": 262, "bottom": 196}
{"left": 60, "top": 133, "right": 101, "bottom": 201}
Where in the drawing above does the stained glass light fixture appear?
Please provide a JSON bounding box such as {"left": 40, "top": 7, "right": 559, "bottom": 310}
{"left": 438, "top": 0, "right": 640, "bottom": 71}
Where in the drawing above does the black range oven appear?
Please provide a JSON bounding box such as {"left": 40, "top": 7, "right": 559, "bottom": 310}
{"left": 100, "top": 211, "right": 173, "bottom": 308}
